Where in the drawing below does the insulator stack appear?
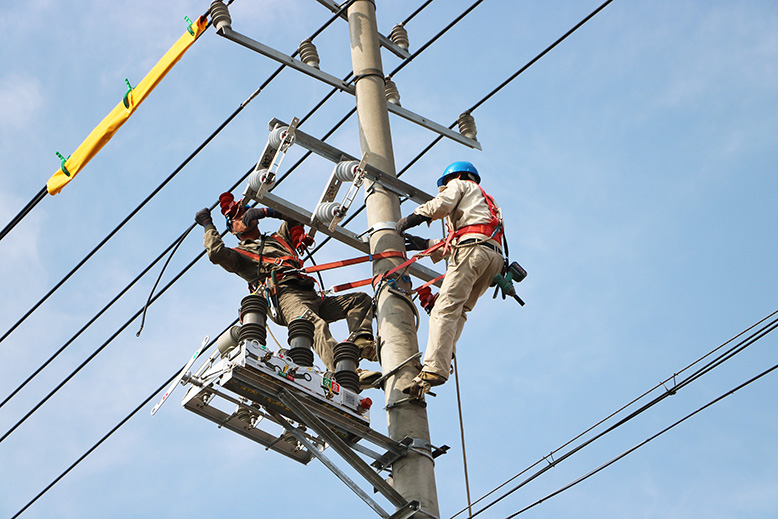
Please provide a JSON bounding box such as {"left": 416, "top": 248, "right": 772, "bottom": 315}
{"left": 298, "top": 39, "right": 321, "bottom": 69}
{"left": 287, "top": 318, "right": 315, "bottom": 367}
{"left": 268, "top": 126, "right": 292, "bottom": 149}
{"left": 389, "top": 23, "right": 409, "bottom": 50}
{"left": 216, "top": 325, "right": 242, "bottom": 356}
{"left": 209, "top": 1, "right": 232, "bottom": 32}
{"left": 384, "top": 77, "right": 401, "bottom": 106}
{"left": 239, "top": 294, "right": 268, "bottom": 345}
{"left": 334, "top": 161, "right": 360, "bottom": 182}
{"left": 314, "top": 201, "right": 340, "bottom": 224}
{"left": 457, "top": 111, "right": 478, "bottom": 140}
{"left": 333, "top": 341, "right": 360, "bottom": 393}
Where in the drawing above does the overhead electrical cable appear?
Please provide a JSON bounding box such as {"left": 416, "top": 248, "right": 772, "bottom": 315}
{"left": 311, "top": 0, "right": 611, "bottom": 255}
{"left": 0, "top": 239, "right": 226, "bottom": 444}
{"left": 0, "top": 182, "right": 234, "bottom": 410}
{"left": 504, "top": 359, "right": 778, "bottom": 518}
{"left": 0, "top": 15, "right": 209, "bottom": 246}
{"left": 6, "top": 0, "right": 482, "bottom": 507}
{"left": 10, "top": 323, "right": 237, "bottom": 519}
{"left": 0, "top": 0, "right": 419, "bottom": 428}
{"left": 459, "top": 311, "right": 778, "bottom": 519}
{"left": 0, "top": 0, "right": 356, "bottom": 347}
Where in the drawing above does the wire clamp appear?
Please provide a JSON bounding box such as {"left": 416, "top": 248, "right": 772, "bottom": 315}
{"left": 544, "top": 452, "right": 557, "bottom": 467}
{"left": 661, "top": 375, "right": 678, "bottom": 395}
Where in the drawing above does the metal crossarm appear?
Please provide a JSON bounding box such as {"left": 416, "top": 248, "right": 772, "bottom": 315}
{"left": 255, "top": 191, "right": 445, "bottom": 288}
{"left": 315, "top": 0, "right": 411, "bottom": 60}
{"left": 268, "top": 118, "right": 434, "bottom": 205}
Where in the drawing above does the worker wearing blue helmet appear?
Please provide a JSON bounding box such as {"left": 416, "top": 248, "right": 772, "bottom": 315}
{"left": 395, "top": 161, "right": 505, "bottom": 398}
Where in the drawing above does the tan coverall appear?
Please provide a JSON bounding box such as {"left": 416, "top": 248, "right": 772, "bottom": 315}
{"left": 202, "top": 220, "right": 374, "bottom": 371}
{"left": 413, "top": 178, "right": 504, "bottom": 380}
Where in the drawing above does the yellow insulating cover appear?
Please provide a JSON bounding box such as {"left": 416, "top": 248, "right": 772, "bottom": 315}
{"left": 47, "top": 15, "right": 208, "bottom": 196}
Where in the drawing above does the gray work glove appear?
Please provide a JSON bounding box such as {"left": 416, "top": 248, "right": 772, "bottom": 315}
{"left": 403, "top": 233, "right": 429, "bottom": 251}
{"left": 195, "top": 208, "right": 213, "bottom": 227}
{"left": 395, "top": 212, "right": 431, "bottom": 233}
{"left": 242, "top": 207, "right": 277, "bottom": 227}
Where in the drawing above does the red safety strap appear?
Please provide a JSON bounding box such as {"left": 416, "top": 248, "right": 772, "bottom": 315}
{"left": 233, "top": 248, "right": 302, "bottom": 269}
{"left": 302, "top": 250, "right": 406, "bottom": 274}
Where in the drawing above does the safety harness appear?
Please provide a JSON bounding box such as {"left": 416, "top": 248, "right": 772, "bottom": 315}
{"left": 440, "top": 182, "right": 503, "bottom": 254}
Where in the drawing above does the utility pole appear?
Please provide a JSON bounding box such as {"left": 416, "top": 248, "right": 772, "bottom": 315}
{"left": 347, "top": 1, "right": 440, "bottom": 517}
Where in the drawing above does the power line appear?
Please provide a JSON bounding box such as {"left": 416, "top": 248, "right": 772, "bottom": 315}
{"left": 459, "top": 311, "right": 778, "bottom": 519}
{"left": 0, "top": 0, "right": 354, "bottom": 347}
{"left": 5, "top": 0, "right": 463, "bottom": 508}
{"left": 505, "top": 358, "right": 778, "bottom": 518}
{"left": 2, "top": 0, "right": 446, "bottom": 482}
{"left": 0, "top": 187, "right": 47, "bottom": 244}
{"left": 450, "top": 307, "right": 778, "bottom": 517}
{"left": 9, "top": 324, "right": 236, "bottom": 519}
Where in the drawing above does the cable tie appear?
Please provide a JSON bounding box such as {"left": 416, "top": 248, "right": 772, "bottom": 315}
{"left": 185, "top": 16, "right": 194, "bottom": 36}
{"left": 123, "top": 78, "right": 134, "bottom": 109}
{"left": 55, "top": 151, "right": 72, "bottom": 177}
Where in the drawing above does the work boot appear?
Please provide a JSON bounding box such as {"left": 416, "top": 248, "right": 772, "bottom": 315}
{"left": 402, "top": 371, "right": 446, "bottom": 399}
{"left": 357, "top": 368, "right": 382, "bottom": 390}
{"left": 353, "top": 336, "right": 378, "bottom": 362}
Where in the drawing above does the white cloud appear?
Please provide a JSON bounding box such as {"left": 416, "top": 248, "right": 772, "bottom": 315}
{"left": 0, "top": 75, "right": 43, "bottom": 131}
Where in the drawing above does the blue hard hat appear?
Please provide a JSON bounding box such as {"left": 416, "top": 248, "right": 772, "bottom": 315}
{"left": 437, "top": 161, "right": 480, "bottom": 187}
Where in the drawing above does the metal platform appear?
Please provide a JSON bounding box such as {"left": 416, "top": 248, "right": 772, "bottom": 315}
{"left": 179, "top": 338, "right": 431, "bottom": 518}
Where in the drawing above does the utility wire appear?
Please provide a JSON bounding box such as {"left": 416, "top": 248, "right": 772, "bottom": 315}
{"left": 459, "top": 312, "right": 778, "bottom": 519}
{"left": 0, "top": 0, "right": 353, "bottom": 347}
{"left": 0, "top": 187, "right": 47, "bottom": 244}
{"left": 505, "top": 359, "right": 778, "bottom": 518}
{"left": 0, "top": 0, "right": 374, "bottom": 431}
{"left": 10, "top": 323, "right": 237, "bottom": 519}
{"left": 0, "top": 174, "right": 249, "bottom": 410}
{"left": 311, "top": 0, "right": 612, "bottom": 254}
{"left": 6, "top": 0, "right": 478, "bottom": 507}
{"left": 448, "top": 310, "right": 778, "bottom": 519}
{"left": 0, "top": 243, "right": 217, "bottom": 444}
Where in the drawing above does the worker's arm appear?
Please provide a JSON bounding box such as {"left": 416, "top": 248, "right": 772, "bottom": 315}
{"left": 195, "top": 207, "right": 248, "bottom": 274}
{"left": 202, "top": 224, "right": 248, "bottom": 274}
{"left": 412, "top": 179, "right": 464, "bottom": 221}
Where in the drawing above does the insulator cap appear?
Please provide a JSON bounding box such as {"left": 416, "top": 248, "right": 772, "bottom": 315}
{"left": 385, "top": 77, "right": 401, "bottom": 106}
{"left": 334, "top": 161, "right": 360, "bottom": 182}
{"left": 314, "top": 201, "right": 340, "bottom": 224}
{"left": 268, "top": 126, "right": 291, "bottom": 149}
{"left": 457, "top": 110, "right": 478, "bottom": 140}
{"left": 298, "top": 39, "right": 321, "bottom": 69}
{"left": 209, "top": 1, "right": 232, "bottom": 32}
{"left": 389, "top": 23, "right": 409, "bottom": 50}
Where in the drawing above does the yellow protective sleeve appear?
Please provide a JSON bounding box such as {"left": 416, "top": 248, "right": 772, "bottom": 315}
{"left": 47, "top": 15, "right": 208, "bottom": 196}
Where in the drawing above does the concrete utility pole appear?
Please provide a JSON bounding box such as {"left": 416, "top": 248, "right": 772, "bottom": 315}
{"left": 347, "top": 1, "right": 440, "bottom": 517}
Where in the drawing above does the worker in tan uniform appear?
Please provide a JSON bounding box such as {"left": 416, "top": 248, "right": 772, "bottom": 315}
{"left": 195, "top": 192, "right": 379, "bottom": 387}
{"left": 396, "top": 161, "right": 505, "bottom": 397}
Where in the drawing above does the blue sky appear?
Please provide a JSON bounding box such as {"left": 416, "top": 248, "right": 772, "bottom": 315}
{"left": 1, "top": 1, "right": 777, "bottom": 518}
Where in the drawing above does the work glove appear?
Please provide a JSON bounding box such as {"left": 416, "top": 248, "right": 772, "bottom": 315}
{"left": 241, "top": 207, "right": 276, "bottom": 227}
{"left": 395, "top": 212, "right": 431, "bottom": 233}
{"left": 194, "top": 208, "right": 213, "bottom": 227}
{"left": 403, "top": 233, "right": 429, "bottom": 251}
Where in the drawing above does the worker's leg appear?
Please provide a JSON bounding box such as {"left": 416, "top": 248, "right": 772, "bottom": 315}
{"left": 318, "top": 291, "right": 374, "bottom": 338}
{"left": 424, "top": 246, "right": 503, "bottom": 379}
{"left": 319, "top": 291, "right": 379, "bottom": 366}
{"left": 277, "top": 287, "right": 336, "bottom": 371}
